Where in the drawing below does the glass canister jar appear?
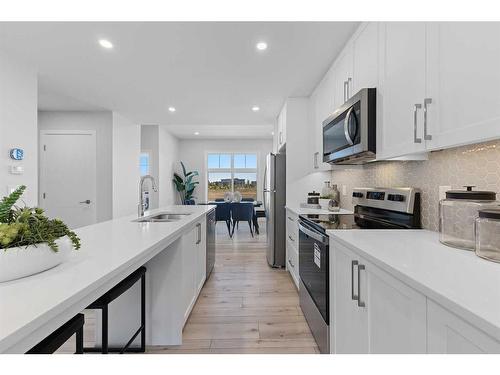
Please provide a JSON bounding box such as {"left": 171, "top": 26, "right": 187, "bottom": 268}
{"left": 439, "top": 186, "right": 497, "bottom": 250}
{"left": 475, "top": 208, "right": 500, "bottom": 262}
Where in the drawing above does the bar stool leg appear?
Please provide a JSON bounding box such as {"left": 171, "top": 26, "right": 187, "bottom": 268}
{"left": 75, "top": 326, "right": 83, "bottom": 354}
{"left": 140, "top": 273, "right": 146, "bottom": 352}
{"left": 102, "top": 306, "right": 109, "bottom": 354}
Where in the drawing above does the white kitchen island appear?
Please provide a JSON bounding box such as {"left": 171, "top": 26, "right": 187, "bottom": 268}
{"left": 0, "top": 205, "right": 215, "bottom": 353}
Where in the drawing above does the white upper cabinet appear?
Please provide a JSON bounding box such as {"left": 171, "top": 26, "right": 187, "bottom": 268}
{"left": 333, "top": 45, "right": 354, "bottom": 109}
{"left": 378, "top": 22, "right": 427, "bottom": 159}
{"left": 352, "top": 22, "right": 379, "bottom": 93}
{"left": 425, "top": 22, "right": 500, "bottom": 150}
{"left": 310, "top": 66, "right": 335, "bottom": 172}
{"left": 277, "top": 102, "right": 287, "bottom": 151}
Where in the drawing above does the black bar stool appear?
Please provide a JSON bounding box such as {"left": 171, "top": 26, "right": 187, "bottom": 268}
{"left": 27, "top": 313, "right": 84, "bottom": 354}
{"left": 84, "top": 266, "right": 146, "bottom": 354}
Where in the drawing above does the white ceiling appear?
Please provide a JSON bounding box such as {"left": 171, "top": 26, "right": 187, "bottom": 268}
{"left": 0, "top": 22, "right": 359, "bottom": 138}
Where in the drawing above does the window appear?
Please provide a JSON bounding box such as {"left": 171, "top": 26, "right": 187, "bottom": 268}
{"left": 207, "top": 153, "right": 258, "bottom": 201}
{"left": 139, "top": 152, "right": 150, "bottom": 176}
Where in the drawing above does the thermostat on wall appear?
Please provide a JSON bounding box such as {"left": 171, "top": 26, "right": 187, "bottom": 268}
{"left": 9, "top": 148, "right": 24, "bottom": 161}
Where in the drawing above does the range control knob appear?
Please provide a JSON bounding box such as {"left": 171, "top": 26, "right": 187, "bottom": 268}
{"left": 352, "top": 192, "right": 364, "bottom": 198}
{"left": 388, "top": 194, "right": 405, "bottom": 202}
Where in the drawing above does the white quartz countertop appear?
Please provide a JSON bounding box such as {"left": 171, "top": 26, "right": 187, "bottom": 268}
{"left": 0, "top": 205, "right": 215, "bottom": 353}
{"left": 326, "top": 229, "right": 500, "bottom": 341}
{"left": 286, "top": 206, "right": 353, "bottom": 215}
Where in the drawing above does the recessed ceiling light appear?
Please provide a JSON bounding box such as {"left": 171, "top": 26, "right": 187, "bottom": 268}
{"left": 252, "top": 106, "right": 260, "bottom": 112}
{"left": 98, "top": 39, "right": 113, "bottom": 49}
{"left": 256, "top": 41, "right": 268, "bottom": 51}
{"left": 194, "top": 132, "right": 200, "bottom": 135}
{"left": 271, "top": 131, "right": 274, "bottom": 135}
{"left": 168, "top": 107, "right": 176, "bottom": 112}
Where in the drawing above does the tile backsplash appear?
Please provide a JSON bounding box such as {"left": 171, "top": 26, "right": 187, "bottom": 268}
{"left": 331, "top": 139, "right": 500, "bottom": 231}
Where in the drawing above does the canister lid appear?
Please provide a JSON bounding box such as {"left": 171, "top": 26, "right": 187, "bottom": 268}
{"left": 446, "top": 186, "right": 496, "bottom": 201}
{"left": 478, "top": 208, "right": 500, "bottom": 220}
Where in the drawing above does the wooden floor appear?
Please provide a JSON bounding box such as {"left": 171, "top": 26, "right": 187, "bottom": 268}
{"left": 57, "top": 219, "right": 317, "bottom": 354}
{"left": 148, "top": 219, "right": 318, "bottom": 354}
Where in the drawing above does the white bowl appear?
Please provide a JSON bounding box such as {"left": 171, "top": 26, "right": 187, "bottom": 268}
{"left": 0, "top": 236, "right": 74, "bottom": 283}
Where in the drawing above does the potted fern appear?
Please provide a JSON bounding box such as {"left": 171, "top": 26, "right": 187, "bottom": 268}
{"left": 172, "top": 162, "right": 199, "bottom": 205}
{"left": 0, "top": 186, "right": 81, "bottom": 282}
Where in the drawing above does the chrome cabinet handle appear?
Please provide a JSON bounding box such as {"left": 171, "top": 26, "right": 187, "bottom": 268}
{"left": 423, "top": 98, "right": 432, "bottom": 140}
{"left": 279, "top": 131, "right": 283, "bottom": 144}
{"left": 314, "top": 152, "right": 319, "bottom": 169}
{"left": 79, "top": 200, "right": 91, "bottom": 204}
{"left": 413, "top": 104, "right": 422, "bottom": 144}
{"left": 287, "top": 216, "right": 294, "bottom": 222}
{"left": 343, "top": 81, "right": 348, "bottom": 102}
{"left": 357, "top": 264, "right": 366, "bottom": 307}
{"left": 347, "top": 77, "right": 352, "bottom": 99}
{"left": 288, "top": 235, "right": 295, "bottom": 242}
{"left": 351, "top": 260, "right": 359, "bottom": 301}
{"left": 288, "top": 259, "right": 295, "bottom": 268}
{"left": 196, "top": 223, "right": 201, "bottom": 244}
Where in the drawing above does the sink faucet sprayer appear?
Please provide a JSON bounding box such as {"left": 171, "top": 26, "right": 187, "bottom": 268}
{"left": 138, "top": 175, "right": 158, "bottom": 217}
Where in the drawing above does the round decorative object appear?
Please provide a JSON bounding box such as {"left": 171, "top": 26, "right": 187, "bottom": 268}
{"left": 233, "top": 191, "right": 242, "bottom": 203}
{"left": 223, "top": 192, "right": 233, "bottom": 203}
{"left": 0, "top": 236, "right": 74, "bottom": 283}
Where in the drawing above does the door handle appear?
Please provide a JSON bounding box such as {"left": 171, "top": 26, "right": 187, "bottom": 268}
{"left": 351, "top": 260, "right": 359, "bottom": 301}
{"left": 357, "top": 264, "right": 366, "bottom": 307}
{"left": 423, "top": 98, "right": 432, "bottom": 141}
{"left": 196, "top": 223, "right": 201, "bottom": 244}
{"left": 79, "top": 200, "right": 91, "bottom": 204}
{"left": 413, "top": 104, "right": 422, "bottom": 144}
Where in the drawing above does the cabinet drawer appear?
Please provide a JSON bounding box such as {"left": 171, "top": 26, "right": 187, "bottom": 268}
{"left": 286, "top": 239, "right": 299, "bottom": 289}
{"left": 286, "top": 210, "right": 299, "bottom": 245}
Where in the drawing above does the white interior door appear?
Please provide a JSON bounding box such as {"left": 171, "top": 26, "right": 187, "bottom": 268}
{"left": 39, "top": 130, "right": 97, "bottom": 229}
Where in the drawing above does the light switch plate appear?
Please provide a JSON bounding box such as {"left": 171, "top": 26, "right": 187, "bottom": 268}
{"left": 439, "top": 186, "right": 451, "bottom": 201}
{"left": 9, "top": 165, "right": 24, "bottom": 175}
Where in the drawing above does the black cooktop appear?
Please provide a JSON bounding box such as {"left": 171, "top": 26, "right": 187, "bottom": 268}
{"left": 299, "top": 214, "right": 358, "bottom": 232}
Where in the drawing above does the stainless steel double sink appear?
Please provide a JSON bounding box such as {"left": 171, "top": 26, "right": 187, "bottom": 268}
{"left": 133, "top": 212, "right": 191, "bottom": 223}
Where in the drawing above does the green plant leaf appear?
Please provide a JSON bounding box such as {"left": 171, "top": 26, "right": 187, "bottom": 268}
{"left": 181, "top": 161, "right": 188, "bottom": 177}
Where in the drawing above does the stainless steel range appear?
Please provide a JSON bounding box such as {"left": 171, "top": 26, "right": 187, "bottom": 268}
{"left": 298, "top": 187, "right": 421, "bottom": 354}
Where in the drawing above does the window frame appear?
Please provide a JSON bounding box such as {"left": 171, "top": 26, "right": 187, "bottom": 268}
{"left": 206, "top": 152, "right": 259, "bottom": 201}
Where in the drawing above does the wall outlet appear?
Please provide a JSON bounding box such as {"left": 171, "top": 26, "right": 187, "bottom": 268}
{"left": 439, "top": 186, "right": 451, "bottom": 201}
{"left": 342, "top": 185, "right": 347, "bottom": 196}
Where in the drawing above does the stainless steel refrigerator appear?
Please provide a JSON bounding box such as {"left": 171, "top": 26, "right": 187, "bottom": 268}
{"left": 264, "top": 153, "right": 286, "bottom": 268}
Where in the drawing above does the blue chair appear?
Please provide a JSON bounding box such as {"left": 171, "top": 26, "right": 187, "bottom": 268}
{"left": 215, "top": 202, "right": 232, "bottom": 237}
{"left": 230, "top": 202, "right": 255, "bottom": 237}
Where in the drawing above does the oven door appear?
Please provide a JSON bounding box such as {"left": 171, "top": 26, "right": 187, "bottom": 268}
{"left": 298, "top": 221, "right": 329, "bottom": 323}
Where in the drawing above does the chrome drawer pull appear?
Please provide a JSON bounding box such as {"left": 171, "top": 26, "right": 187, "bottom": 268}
{"left": 357, "top": 264, "right": 366, "bottom": 308}
{"left": 351, "top": 260, "right": 359, "bottom": 301}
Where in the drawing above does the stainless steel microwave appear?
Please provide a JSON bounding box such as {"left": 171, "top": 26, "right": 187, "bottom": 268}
{"left": 322, "top": 88, "right": 376, "bottom": 165}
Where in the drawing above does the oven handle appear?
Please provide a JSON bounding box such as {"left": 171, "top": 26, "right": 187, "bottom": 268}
{"left": 298, "top": 222, "right": 329, "bottom": 244}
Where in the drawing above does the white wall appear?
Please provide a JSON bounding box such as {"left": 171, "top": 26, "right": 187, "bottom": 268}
{"left": 141, "top": 125, "right": 179, "bottom": 208}
{"left": 112, "top": 112, "right": 141, "bottom": 218}
{"left": 0, "top": 53, "right": 38, "bottom": 205}
{"left": 38, "top": 111, "right": 113, "bottom": 222}
{"left": 141, "top": 125, "right": 160, "bottom": 209}
{"left": 158, "top": 126, "right": 179, "bottom": 206}
{"left": 178, "top": 138, "right": 273, "bottom": 202}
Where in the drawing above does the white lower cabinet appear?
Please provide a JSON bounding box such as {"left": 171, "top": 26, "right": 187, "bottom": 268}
{"left": 285, "top": 209, "right": 300, "bottom": 289}
{"left": 182, "top": 218, "right": 206, "bottom": 325}
{"left": 332, "top": 241, "right": 426, "bottom": 353}
{"left": 427, "top": 300, "right": 500, "bottom": 353}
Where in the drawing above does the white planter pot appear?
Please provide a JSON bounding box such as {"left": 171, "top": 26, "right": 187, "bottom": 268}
{"left": 0, "top": 236, "right": 74, "bottom": 283}
{"left": 319, "top": 199, "right": 330, "bottom": 210}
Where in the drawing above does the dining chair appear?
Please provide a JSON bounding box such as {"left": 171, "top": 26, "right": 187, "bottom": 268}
{"left": 241, "top": 198, "right": 255, "bottom": 202}
{"left": 230, "top": 202, "right": 254, "bottom": 237}
{"left": 215, "top": 202, "right": 232, "bottom": 237}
